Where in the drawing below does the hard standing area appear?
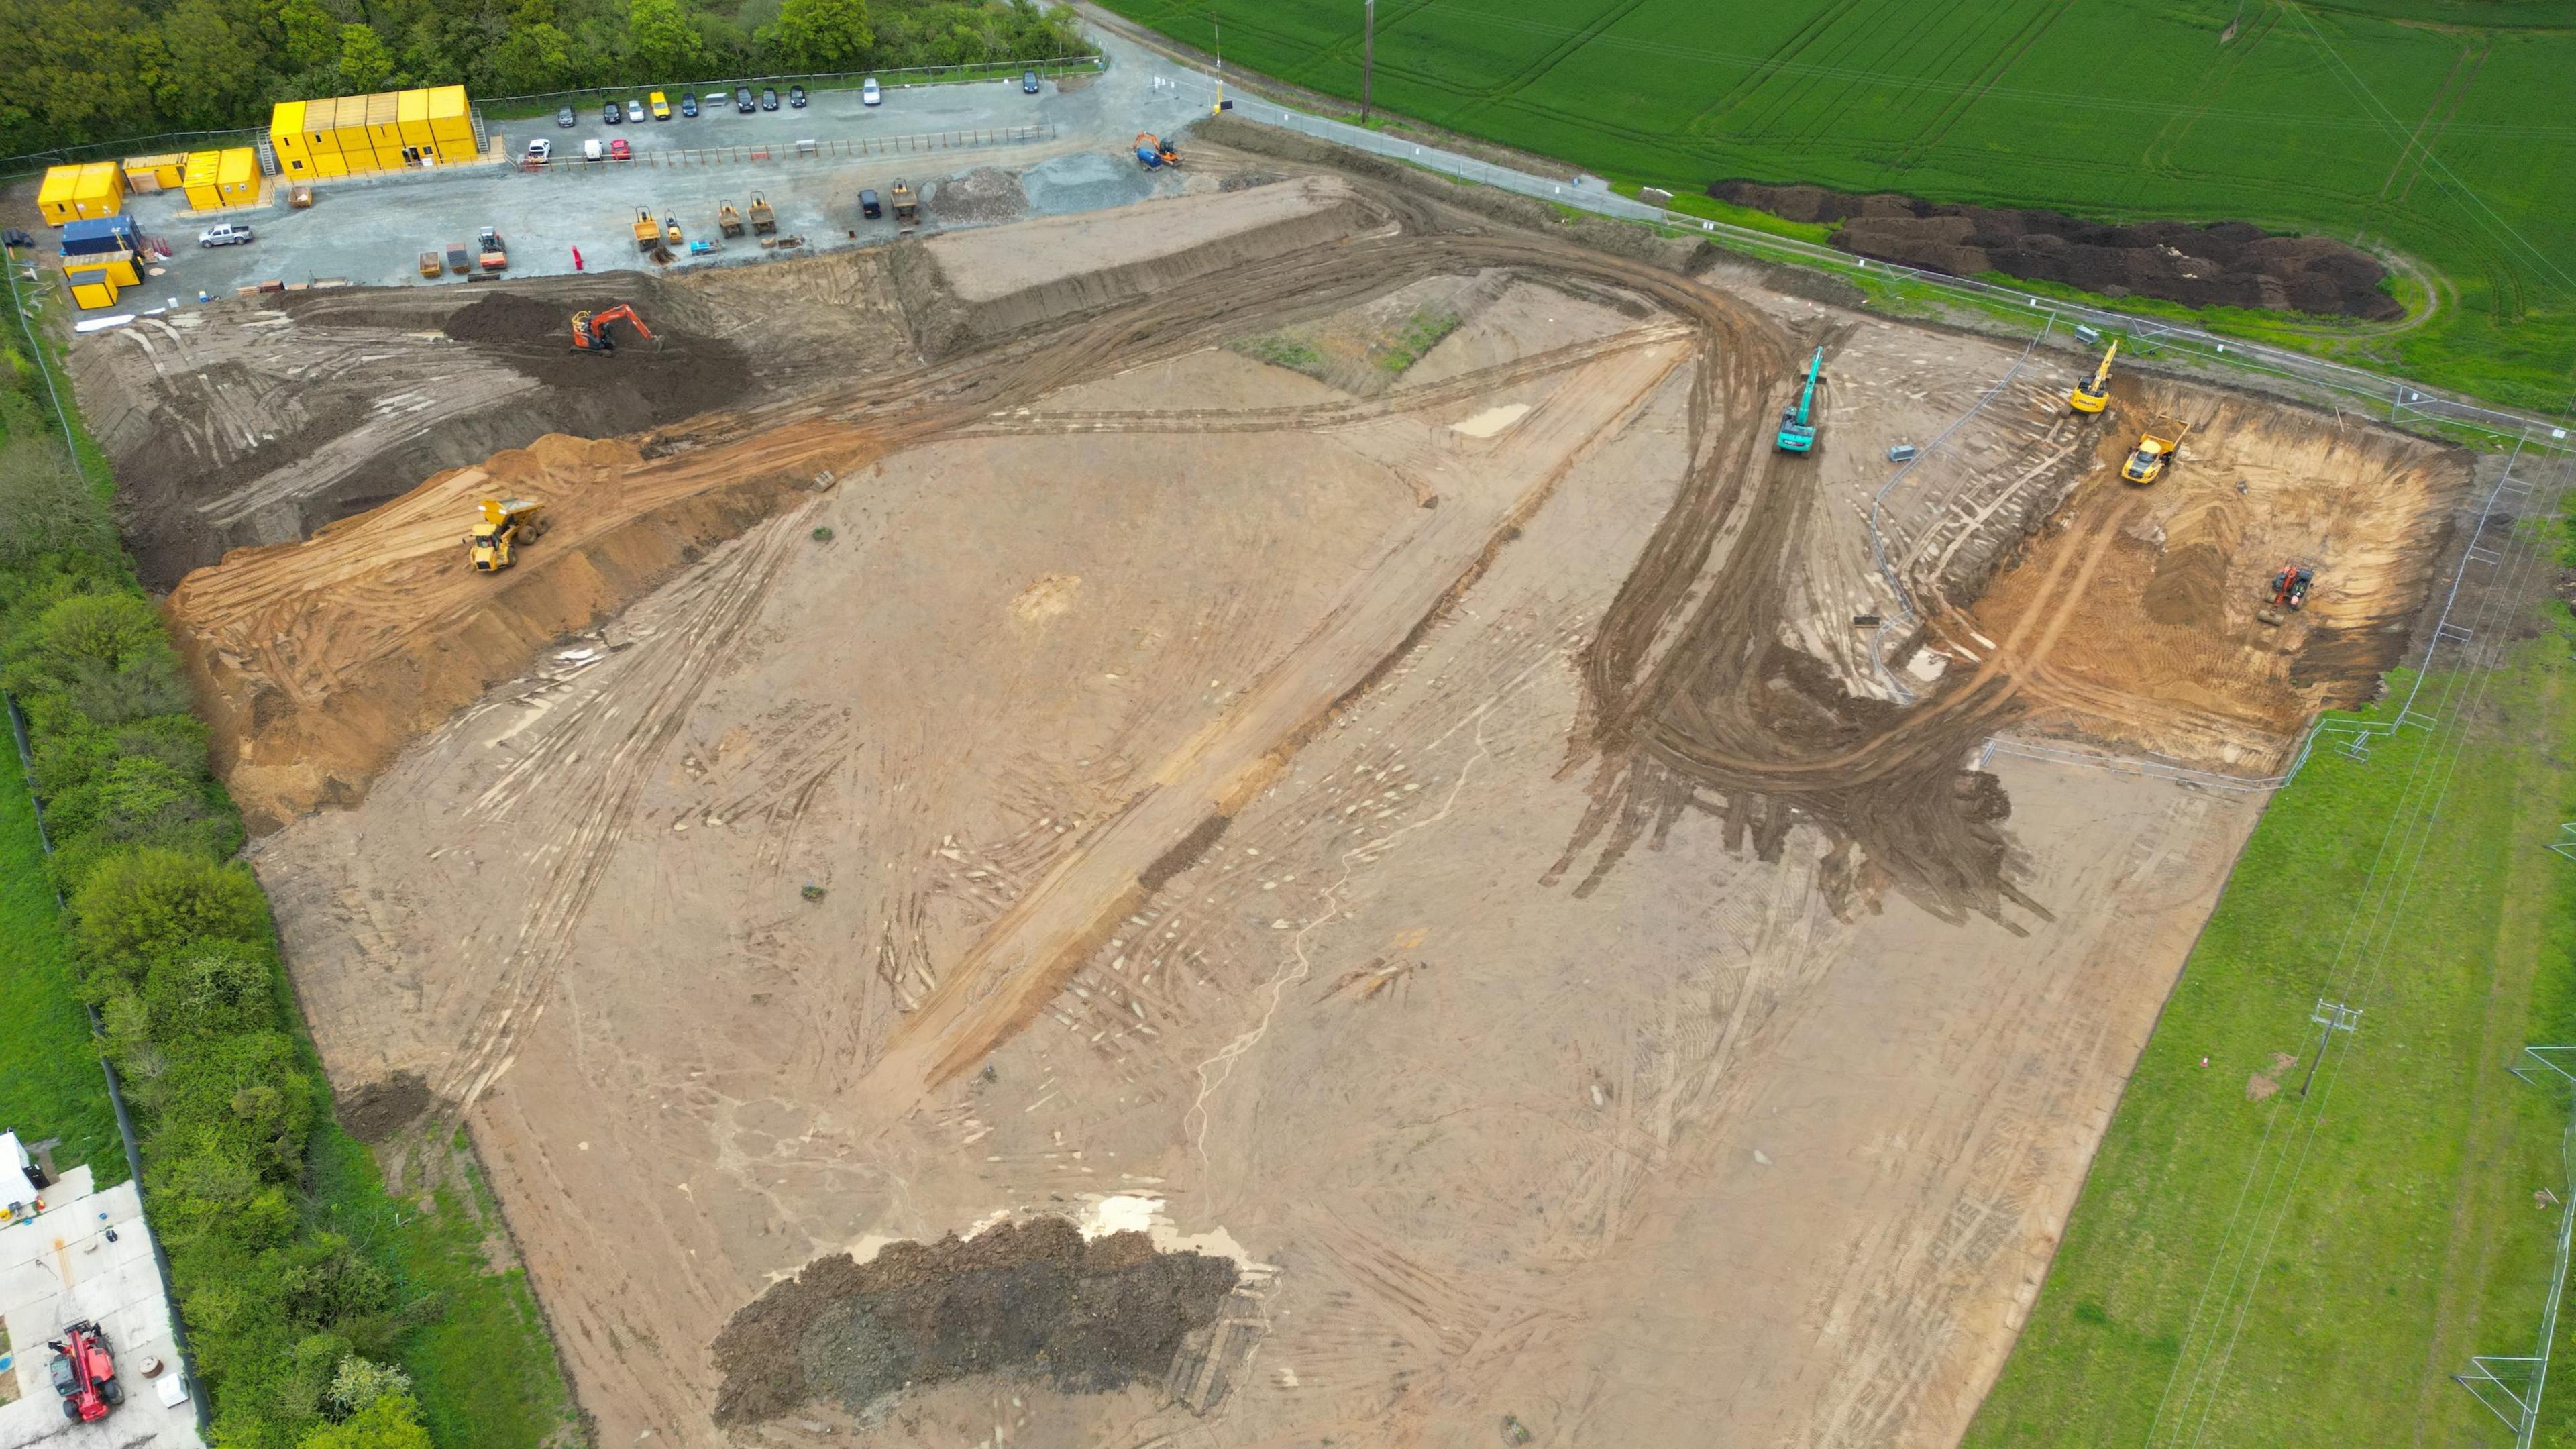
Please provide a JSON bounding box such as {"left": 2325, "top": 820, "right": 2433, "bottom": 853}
{"left": 0, "top": 1167, "right": 197, "bottom": 1448}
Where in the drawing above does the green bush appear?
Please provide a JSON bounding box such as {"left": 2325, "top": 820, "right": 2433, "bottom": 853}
{"left": 70, "top": 848, "right": 271, "bottom": 989}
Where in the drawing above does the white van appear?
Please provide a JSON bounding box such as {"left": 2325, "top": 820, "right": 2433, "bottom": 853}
{"left": 583, "top": 137, "right": 603, "bottom": 161}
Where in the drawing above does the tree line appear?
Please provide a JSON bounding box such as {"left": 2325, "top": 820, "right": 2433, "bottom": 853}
{"left": 0, "top": 0, "right": 1083, "bottom": 159}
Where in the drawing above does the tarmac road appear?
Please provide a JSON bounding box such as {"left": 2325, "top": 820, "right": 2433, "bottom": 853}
{"left": 78, "top": 34, "right": 1211, "bottom": 311}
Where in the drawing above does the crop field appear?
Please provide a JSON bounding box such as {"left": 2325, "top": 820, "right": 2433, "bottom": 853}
{"left": 1102, "top": 0, "right": 2576, "bottom": 407}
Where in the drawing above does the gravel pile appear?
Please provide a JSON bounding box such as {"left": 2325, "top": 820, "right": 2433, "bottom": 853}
{"left": 924, "top": 166, "right": 1029, "bottom": 226}
{"left": 1022, "top": 151, "right": 1156, "bottom": 217}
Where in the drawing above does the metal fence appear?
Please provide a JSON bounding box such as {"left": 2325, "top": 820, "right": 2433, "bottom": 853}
{"left": 473, "top": 53, "right": 1102, "bottom": 118}
{"left": 527, "top": 123, "right": 1054, "bottom": 172}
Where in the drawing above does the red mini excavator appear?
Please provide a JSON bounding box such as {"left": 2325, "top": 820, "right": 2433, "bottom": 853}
{"left": 569, "top": 303, "right": 658, "bottom": 354}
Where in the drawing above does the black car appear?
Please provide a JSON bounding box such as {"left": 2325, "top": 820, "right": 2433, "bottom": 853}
{"left": 735, "top": 85, "right": 756, "bottom": 113}
{"left": 1022, "top": 69, "right": 1040, "bottom": 94}
{"left": 788, "top": 85, "right": 807, "bottom": 107}
{"left": 556, "top": 104, "right": 576, "bottom": 127}
{"left": 858, "top": 188, "right": 880, "bottom": 219}
{"left": 761, "top": 87, "right": 780, "bottom": 111}
{"left": 602, "top": 99, "right": 621, "bottom": 123}
{"left": 679, "top": 93, "right": 698, "bottom": 117}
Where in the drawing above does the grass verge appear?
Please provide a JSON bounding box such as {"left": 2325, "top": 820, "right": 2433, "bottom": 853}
{"left": 1968, "top": 618, "right": 2576, "bottom": 1444}
{"left": 0, "top": 724, "right": 119, "bottom": 1181}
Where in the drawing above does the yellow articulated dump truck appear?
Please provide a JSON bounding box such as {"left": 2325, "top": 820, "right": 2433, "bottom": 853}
{"left": 468, "top": 498, "right": 547, "bottom": 572}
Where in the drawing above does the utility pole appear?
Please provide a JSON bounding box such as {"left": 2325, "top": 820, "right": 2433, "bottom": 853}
{"left": 1212, "top": 9, "right": 1226, "bottom": 115}
{"left": 1362, "top": 0, "right": 1375, "bottom": 123}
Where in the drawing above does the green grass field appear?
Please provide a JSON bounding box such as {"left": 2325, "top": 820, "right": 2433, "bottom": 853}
{"left": 1966, "top": 610, "right": 2576, "bottom": 1442}
{"left": 1104, "top": 0, "right": 2576, "bottom": 409}
{"left": 0, "top": 732, "right": 121, "bottom": 1184}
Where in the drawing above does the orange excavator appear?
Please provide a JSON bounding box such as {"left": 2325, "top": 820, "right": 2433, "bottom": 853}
{"left": 569, "top": 303, "right": 657, "bottom": 354}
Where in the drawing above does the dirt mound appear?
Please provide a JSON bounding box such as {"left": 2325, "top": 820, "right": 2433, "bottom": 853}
{"left": 924, "top": 166, "right": 1030, "bottom": 226}
{"left": 710, "top": 1218, "right": 1238, "bottom": 1424}
{"left": 1710, "top": 182, "right": 2402, "bottom": 319}
{"left": 442, "top": 290, "right": 756, "bottom": 427}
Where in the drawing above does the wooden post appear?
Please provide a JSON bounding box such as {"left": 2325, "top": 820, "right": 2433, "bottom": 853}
{"left": 1362, "top": 0, "right": 1375, "bottom": 122}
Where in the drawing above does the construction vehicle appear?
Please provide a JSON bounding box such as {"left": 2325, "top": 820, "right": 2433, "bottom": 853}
{"left": 631, "top": 207, "right": 659, "bottom": 252}
{"left": 663, "top": 215, "right": 683, "bottom": 248}
{"left": 2121, "top": 413, "right": 2190, "bottom": 484}
{"left": 747, "top": 193, "right": 776, "bottom": 234}
{"left": 476, "top": 227, "right": 507, "bottom": 271}
{"left": 889, "top": 178, "right": 918, "bottom": 225}
{"left": 468, "top": 498, "right": 548, "bottom": 572}
{"left": 1775, "top": 347, "right": 1824, "bottom": 453}
{"left": 48, "top": 1320, "right": 121, "bottom": 1423}
{"left": 445, "top": 242, "right": 470, "bottom": 275}
{"left": 417, "top": 250, "right": 441, "bottom": 279}
{"left": 1134, "top": 133, "right": 1179, "bottom": 169}
{"left": 2257, "top": 563, "right": 2314, "bottom": 625}
{"left": 569, "top": 303, "right": 657, "bottom": 354}
{"left": 718, "top": 203, "right": 745, "bottom": 237}
{"left": 2069, "top": 339, "right": 2117, "bottom": 414}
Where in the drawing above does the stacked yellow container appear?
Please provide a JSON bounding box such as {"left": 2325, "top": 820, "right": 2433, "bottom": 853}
{"left": 397, "top": 89, "right": 431, "bottom": 154}
{"left": 216, "top": 148, "right": 259, "bottom": 205}
{"left": 36, "top": 166, "right": 80, "bottom": 225}
{"left": 270, "top": 101, "right": 311, "bottom": 178}
{"left": 67, "top": 274, "right": 119, "bottom": 310}
{"left": 182, "top": 151, "right": 223, "bottom": 209}
{"left": 68, "top": 162, "right": 123, "bottom": 219}
{"left": 68, "top": 256, "right": 141, "bottom": 289}
{"left": 426, "top": 85, "right": 474, "bottom": 160}
{"left": 365, "top": 92, "right": 404, "bottom": 168}
{"left": 334, "top": 97, "right": 374, "bottom": 172}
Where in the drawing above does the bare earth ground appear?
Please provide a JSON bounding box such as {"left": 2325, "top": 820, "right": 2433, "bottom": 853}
{"left": 150, "top": 140, "right": 2474, "bottom": 1446}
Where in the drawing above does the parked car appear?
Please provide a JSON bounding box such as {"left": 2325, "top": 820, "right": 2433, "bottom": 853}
{"left": 608, "top": 138, "right": 631, "bottom": 160}
{"left": 1022, "top": 69, "right": 1040, "bottom": 93}
{"left": 556, "top": 104, "right": 577, "bottom": 127}
{"left": 861, "top": 77, "right": 881, "bottom": 106}
{"left": 626, "top": 98, "right": 646, "bottom": 123}
{"left": 583, "top": 137, "right": 603, "bottom": 160}
{"left": 858, "top": 187, "right": 880, "bottom": 219}
{"left": 679, "top": 93, "right": 698, "bottom": 117}
{"left": 197, "top": 223, "right": 254, "bottom": 248}
{"left": 649, "top": 90, "right": 671, "bottom": 119}
{"left": 603, "top": 99, "right": 622, "bottom": 123}
{"left": 524, "top": 138, "right": 551, "bottom": 163}
{"left": 788, "top": 84, "right": 807, "bottom": 107}
{"left": 760, "top": 87, "right": 780, "bottom": 111}
{"left": 735, "top": 85, "right": 757, "bottom": 113}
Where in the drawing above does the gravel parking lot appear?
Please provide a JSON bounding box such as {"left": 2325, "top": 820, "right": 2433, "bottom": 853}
{"left": 76, "top": 36, "right": 1210, "bottom": 309}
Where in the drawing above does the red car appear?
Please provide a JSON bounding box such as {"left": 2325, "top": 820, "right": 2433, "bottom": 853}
{"left": 48, "top": 1320, "right": 122, "bottom": 1421}
{"left": 608, "top": 138, "right": 632, "bottom": 161}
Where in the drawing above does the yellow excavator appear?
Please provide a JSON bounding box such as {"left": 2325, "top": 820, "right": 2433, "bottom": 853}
{"left": 2070, "top": 339, "right": 2117, "bottom": 413}
{"left": 468, "top": 498, "right": 547, "bottom": 572}
{"left": 631, "top": 208, "right": 660, "bottom": 252}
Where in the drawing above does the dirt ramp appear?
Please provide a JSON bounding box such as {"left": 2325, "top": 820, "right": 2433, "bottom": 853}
{"left": 711, "top": 1218, "right": 1237, "bottom": 1425}
{"left": 167, "top": 430, "right": 822, "bottom": 831}
{"left": 892, "top": 175, "right": 1375, "bottom": 357}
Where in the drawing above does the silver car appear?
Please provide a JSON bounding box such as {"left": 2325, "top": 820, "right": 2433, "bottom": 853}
{"left": 626, "top": 99, "right": 646, "bottom": 123}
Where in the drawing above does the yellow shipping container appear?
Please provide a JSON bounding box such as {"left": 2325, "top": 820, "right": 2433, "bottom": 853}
{"left": 68, "top": 255, "right": 140, "bottom": 288}
{"left": 36, "top": 166, "right": 81, "bottom": 225}
{"left": 396, "top": 88, "right": 432, "bottom": 147}
{"left": 364, "top": 92, "right": 400, "bottom": 149}
{"left": 68, "top": 276, "right": 119, "bottom": 309}
{"left": 69, "top": 161, "right": 123, "bottom": 219}
{"left": 216, "top": 148, "right": 259, "bottom": 204}
{"left": 341, "top": 146, "right": 378, "bottom": 175}
{"left": 315, "top": 151, "right": 350, "bottom": 178}
{"left": 425, "top": 85, "right": 474, "bottom": 147}
{"left": 123, "top": 154, "right": 184, "bottom": 190}
{"left": 270, "top": 100, "right": 305, "bottom": 154}
{"left": 373, "top": 146, "right": 407, "bottom": 170}
{"left": 333, "top": 95, "right": 372, "bottom": 156}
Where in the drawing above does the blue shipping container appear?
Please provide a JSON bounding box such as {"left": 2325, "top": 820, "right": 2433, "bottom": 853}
{"left": 60, "top": 216, "right": 138, "bottom": 257}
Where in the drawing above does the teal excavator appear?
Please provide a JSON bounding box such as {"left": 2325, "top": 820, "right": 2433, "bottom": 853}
{"left": 1776, "top": 347, "right": 1823, "bottom": 453}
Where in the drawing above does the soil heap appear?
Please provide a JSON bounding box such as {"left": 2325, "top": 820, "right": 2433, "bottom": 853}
{"left": 710, "top": 1219, "right": 1238, "bottom": 1424}
{"left": 1710, "top": 181, "right": 2402, "bottom": 319}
